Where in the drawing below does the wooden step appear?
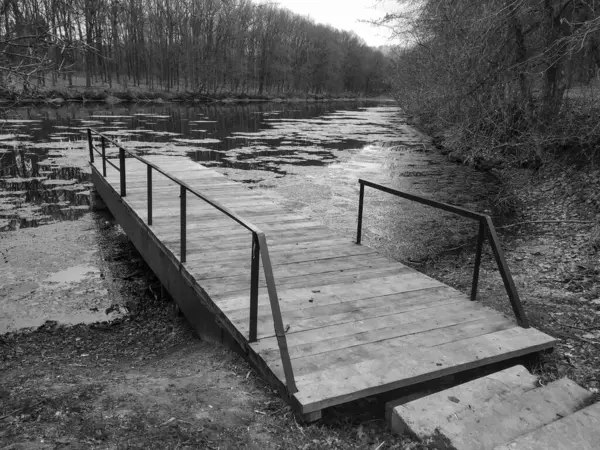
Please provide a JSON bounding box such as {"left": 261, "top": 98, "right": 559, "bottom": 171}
{"left": 493, "top": 401, "right": 600, "bottom": 450}
{"left": 388, "top": 365, "right": 539, "bottom": 437}
{"left": 390, "top": 375, "right": 594, "bottom": 450}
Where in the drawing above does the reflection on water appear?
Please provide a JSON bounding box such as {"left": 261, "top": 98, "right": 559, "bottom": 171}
{"left": 0, "top": 145, "right": 90, "bottom": 231}
{"left": 0, "top": 100, "right": 501, "bottom": 332}
{"left": 0, "top": 101, "right": 498, "bottom": 262}
{"left": 0, "top": 101, "right": 407, "bottom": 230}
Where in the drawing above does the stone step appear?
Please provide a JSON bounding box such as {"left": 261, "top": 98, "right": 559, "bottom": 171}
{"left": 389, "top": 369, "right": 594, "bottom": 450}
{"left": 388, "top": 365, "right": 539, "bottom": 438}
{"left": 493, "top": 401, "right": 600, "bottom": 450}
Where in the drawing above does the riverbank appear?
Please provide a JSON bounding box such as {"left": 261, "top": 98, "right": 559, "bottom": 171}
{"left": 0, "top": 212, "right": 414, "bottom": 450}
{"left": 1, "top": 102, "right": 597, "bottom": 448}
{"left": 419, "top": 164, "right": 600, "bottom": 394}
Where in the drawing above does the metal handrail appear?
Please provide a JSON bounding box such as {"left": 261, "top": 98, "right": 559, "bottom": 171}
{"left": 87, "top": 129, "right": 298, "bottom": 394}
{"left": 356, "top": 178, "right": 529, "bottom": 328}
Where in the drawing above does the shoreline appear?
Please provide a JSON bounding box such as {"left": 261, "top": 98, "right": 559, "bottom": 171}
{"left": 0, "top": 89, "right": 397, "bottom": 107}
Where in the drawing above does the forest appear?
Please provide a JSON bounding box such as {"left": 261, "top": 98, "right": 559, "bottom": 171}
{"left": 385, "top": 0, "right": 600, "bottom": 166}
{"left": 0, "top": 0, "right": 390, "bottom": 98}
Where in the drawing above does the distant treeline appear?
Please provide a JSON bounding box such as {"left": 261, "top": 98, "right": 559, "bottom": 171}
{"left": 0, "top": 0, "right": 391, "bottom": 97}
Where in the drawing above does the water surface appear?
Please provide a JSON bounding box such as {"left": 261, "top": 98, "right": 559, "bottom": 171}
{"left": 0, "top": 100, "right": 498, "bottom": 332}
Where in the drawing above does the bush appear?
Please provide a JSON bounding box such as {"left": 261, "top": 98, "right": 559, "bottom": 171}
{"left": 386, "top": 0, "right": 600, "bottom": 166}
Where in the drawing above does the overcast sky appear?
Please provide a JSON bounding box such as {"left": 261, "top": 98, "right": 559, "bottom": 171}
{"left": 260, "top": 0, "right": 396, "bottom": 48}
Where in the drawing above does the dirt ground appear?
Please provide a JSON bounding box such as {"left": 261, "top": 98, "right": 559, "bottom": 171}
{"left": 419, "top": 165, "right": 600, "bottom": 393}
{"left": 0, "top": 212, "right": 416, "bottom": 450}
{"left": 1, "top": 163, "right": 599, "bottom": 449}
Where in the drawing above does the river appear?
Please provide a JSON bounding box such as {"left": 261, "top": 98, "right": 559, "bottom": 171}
{"left": 0, "top": 100, "right": 499, "bottom": 332}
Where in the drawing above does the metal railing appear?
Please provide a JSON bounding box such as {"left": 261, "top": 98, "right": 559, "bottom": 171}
{"left": 356, "top": 179, "right": 529, "bottom": 328}
{"left": 87, "top": 129, "right": 298, "bottom": 394}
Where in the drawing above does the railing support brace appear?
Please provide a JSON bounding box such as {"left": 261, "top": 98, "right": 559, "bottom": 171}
{"left": 180, "top": 186, "right": 186, "bottom": 263}
{"left": 249, "top": 233, "right": 260, "bottom": 343}
{"left": 87, "top": 129, "right": 94, "bottom": 164}
{"left": 471, "top": 220, "right": 486, "bottom": 301}
{"left": 119, "top": 147, "right": 126, "bottom": 197}
{"left": 147, "top": 165, "right": 153, "bottom": 226}
{"left": 356, "top": 182, "right": 365, "bottom": 244}
{"left": 101, "top": 137, "right": 106, "bottom": 177}
{"left": 485, "top": 217, "right": 529, "bottom": 328}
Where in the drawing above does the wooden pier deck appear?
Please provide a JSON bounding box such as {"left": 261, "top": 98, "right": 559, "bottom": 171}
{"left": 89, "top": 133, "right": 556, "bottom": 419}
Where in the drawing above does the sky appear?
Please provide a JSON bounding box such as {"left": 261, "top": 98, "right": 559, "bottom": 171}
{"left": 260, "top": 0, "right": 397, "bottom": 48}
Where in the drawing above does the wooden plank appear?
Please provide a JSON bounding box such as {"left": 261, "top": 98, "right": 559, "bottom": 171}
{"left": 161, "top": 230, "right": 341, "bottom": 253}
{"left": 215, "top": 272, "right": 442, "bottom": 313}
{"left": 164, "top": 236, "right": 359, "bottom": 267}
{"left": 198, "top": 264, "right": 408, "bottom": 297}
{"left": 125, "top": 196, "right": 276, "bottom": 213}
{"left": 155, "top": 220, "right": 326, "bottom": 242}
{"left": 256, "top": 299, "right": 509, "bottom": 363}
{"left": 170, "top": 217, "right": 320, "bottom": 233}
{"left": 227, "top": 277, "right": 454, "bottom": 324}
{"left": 250, "top": 287, "right": 465, "bottom": 353}
{"left": 292, "top": 327, "right": 556, "bottom": 413}
{"left": 143, "top": 208, "right": 310, "bottom": 227}
{"left": 175, "top": 239, "right": 365, "bottom": 265}
{"left": 234, "top": 285, "right": 467, "bottom": 341}
{"left": 493, "top": 401, "right": 600, "bottom": 450}
{"left": 190, "top": 254, "right": 394, "bottom": 282}
{"left": 268, "top": 316, "right": 514, "bottom": 383}
{"left": 184, "top": 242, "right": 377, "bottom": 268}
{"left": 265, "top": 310, "right": 513, "bottom": 380}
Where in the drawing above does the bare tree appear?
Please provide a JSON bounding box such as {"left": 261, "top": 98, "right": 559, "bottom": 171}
{"left": 384, "top": 0, "right": 600, "bottom": 164}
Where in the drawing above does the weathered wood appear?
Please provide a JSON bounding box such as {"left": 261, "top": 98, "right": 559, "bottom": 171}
{"left": 433, "top": 377, "right": 594, "bottom": 450}
{"left": 292, "top": 327, "right": 556, "bottom": 413}
{"left": 90, "top": 154, "right": 556, "bottom": 419}
{"left": 198, "top": 264, "right": 408, "bottom": 296}
{"left": 216, "top": 273, "right": 441, "bottom": 311}
{"left": 255, "top": 301, "right": 509, "bottom": 363}
{"left": 267, "top": 315, "right": 514, "bottom": 381}
{"left": 388, "top": 365, "right": 539, "bottom": 438}
{"left": 226, "top": 279, "right": 451, "bottom": 324}
{"left": 191, "top": 254, "right": 396, "bottom": 282}
{"left": 493, "top": 401, "right": 600, "bottom": 450}
{"left": 233, "top": 288, "right": 470, "bottom": 339}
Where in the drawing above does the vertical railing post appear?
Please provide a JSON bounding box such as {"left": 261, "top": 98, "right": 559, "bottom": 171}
{"left": 147, "top": 165, "right": 153, "bottom": 226}
{"left": 484, "top": 217, "right": 529, "bottom": 328}
{"left": 87, "top": 129, "right": 94, "bottom": 163}
{"left": 470, "top": 220, "right": 486, "bottom": 301}
{"left": 101, "top": 136, "right": 106, "bottom": 177}
{"left": 356, "top": 181, "right": 365, "bottom": 244}
{"left": 180, "top": 185, "right": 186, "bottom": 263}
{"left": 119, "top": 147, "right": 126, "bottom": 197}
{"left": 249, "top": 233, "right": 260, "bottom": 343}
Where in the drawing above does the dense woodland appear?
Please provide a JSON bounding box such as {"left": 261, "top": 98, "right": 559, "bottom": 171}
{"left": 0, "top": 0, "right": 390, "bottom": 97}
{"left": 385, "top": 0, "right": 600, "bottom": 165}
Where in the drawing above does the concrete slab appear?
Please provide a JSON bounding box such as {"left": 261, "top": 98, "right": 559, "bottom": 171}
{"left": 493, "top": 401, "right": 600, "bottom": 450}
{"left": 389, "top": 365, "right": 539, "bottom": 438}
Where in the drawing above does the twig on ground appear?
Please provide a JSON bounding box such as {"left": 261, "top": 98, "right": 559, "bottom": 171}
{"left": 293, "top": 415, "right": 307, "bottom": 437}
{"left": 498, "top": 220, "right": 593, "bottom": 229}
{"left": 159, "top": 417, "right": 176, "bottom": 426}
{"left": 561, "top": 323, "right": 597, "bottom": 332}
{"left": 0, "top": 400, "right": 44, "bottom": 420}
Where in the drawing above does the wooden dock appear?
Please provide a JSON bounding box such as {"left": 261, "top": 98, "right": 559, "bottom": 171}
{"left": 89, "top": 131, "right": 556, "bottom": 419}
